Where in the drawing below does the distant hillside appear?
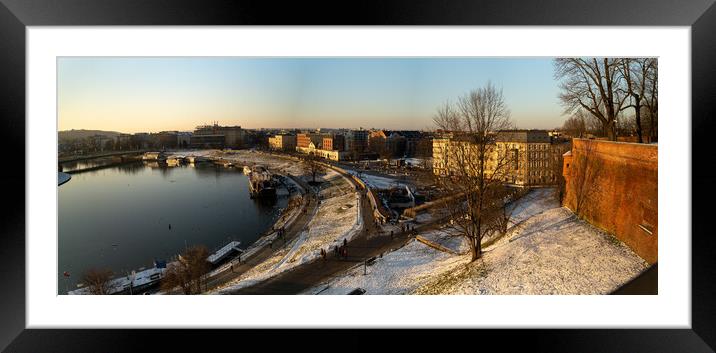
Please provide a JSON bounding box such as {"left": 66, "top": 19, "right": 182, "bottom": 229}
{"left": 59, "top": 129, "right": 122, "bottom": 141}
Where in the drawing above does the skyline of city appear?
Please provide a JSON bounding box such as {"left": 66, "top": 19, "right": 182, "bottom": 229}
{"left": 59, "top": 57, "right": 565, "bottom": 133}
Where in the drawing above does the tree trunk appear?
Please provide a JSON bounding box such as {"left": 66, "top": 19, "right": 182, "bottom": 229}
{"left": 605, "top": 121, "right": 617, "bottom": 141}
{"left": 634, "top": 94, "right": 643, "bottom": 143}
{"left": 635, "top": 105, "right": 643, "bottom": 143}
{"left": 474, "top": 237, "right": 482, "bottom": 260}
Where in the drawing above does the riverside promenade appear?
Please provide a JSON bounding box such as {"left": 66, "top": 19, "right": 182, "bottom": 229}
{"left": 223, "top": 163, "right": 443, "bottom": 295}
{"left": 203, "top": 175, "right": 318, "bottom": 291}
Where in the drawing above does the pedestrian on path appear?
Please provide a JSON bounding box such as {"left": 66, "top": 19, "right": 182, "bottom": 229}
{"left": 343, "top": 238, "right": 347, "bottom": 247}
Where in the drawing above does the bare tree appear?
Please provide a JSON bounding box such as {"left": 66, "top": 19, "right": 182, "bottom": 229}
{"left": 487, "top": 186, "right": 529, "bottom": 237}
{"left": 562, "top": 110, "right": 588, "bottom": 138}
{"left": 619, "top": 58, "right": 657, "bottom": 143}
{"left": 303, "top": 154, "right": 325, "bottom": 184}
{"left": 82, "top": 268, "right": 114, "bottom": 295}
{"left": 554, "top": 58, "right": 629, "bottom": 141}
{"left": 643, "top": 58, "right": 658, "bottom": 142}
{"left": 161, "top": 245, "right": 210, "bottom": 295}
{"left": 616, "top": 111, "right": 637, "bottom": 137}
{"left": 570, "top": 140, "right": 604, "bottom": 215}
{"left": 551, "top": 141, "right": 571, "bottom": 204}
{"left": 433, "top": 82, "right": 514, "bottom": 262}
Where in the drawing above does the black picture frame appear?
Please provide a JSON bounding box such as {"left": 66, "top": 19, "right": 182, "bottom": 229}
{"left": 1, "top": 0, "right": 714, "bottom": 351}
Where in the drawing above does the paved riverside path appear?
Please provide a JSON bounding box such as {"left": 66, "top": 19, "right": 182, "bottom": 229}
{"left": 203, "top": 175, "right": 319, "bottom": 291}
{"left": 224, "top": 183, "right": 442, "bottom": 295}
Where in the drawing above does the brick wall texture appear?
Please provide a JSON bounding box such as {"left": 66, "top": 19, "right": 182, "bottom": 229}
{"left": 563, "top": 139, "right": 658, "bottom": 264}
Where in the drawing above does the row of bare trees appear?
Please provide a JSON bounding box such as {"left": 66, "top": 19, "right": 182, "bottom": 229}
{"left": 554, "top": 58, "right": 658, "bottom": 142}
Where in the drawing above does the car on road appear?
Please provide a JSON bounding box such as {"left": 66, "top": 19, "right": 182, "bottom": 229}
{"left": 348, "top": 288, "right": 366, "bottom": 295}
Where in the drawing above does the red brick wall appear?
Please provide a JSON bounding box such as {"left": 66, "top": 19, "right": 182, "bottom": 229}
{"left": 562, "top": 139, "right": 658, "bottom": 264}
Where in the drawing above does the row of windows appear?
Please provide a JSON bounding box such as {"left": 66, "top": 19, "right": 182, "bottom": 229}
{"left": 528, "top": 144, "right": 549, "bottom": 151}
{"left": 529, "top": 161, "right": 549, "bottom": 168}
{"left": 529, "top": 170, "right": 553, "bottom": 177}
{"left": 528, "top": 175, "right": 556, "bottom": 184}
{"left": 529, "top": 152, "right": 549, "bottom": 159}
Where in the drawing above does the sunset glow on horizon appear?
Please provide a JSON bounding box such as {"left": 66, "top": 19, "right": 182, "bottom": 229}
{"left": 58, "top": 57, "right": 564, "bottom": 133}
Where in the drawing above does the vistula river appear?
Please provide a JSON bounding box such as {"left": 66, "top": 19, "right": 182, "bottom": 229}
{"left": 57, "top": 161, "right": 287, "bottom": 294}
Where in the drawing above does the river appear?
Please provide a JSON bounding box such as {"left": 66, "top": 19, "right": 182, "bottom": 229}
{"left": 57, "top": 161, "right": 287, "bottom": 294}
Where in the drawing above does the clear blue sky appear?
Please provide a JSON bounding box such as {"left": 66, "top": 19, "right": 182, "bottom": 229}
{"left": 58, "top": 57, "right": 564, "bottom": 133}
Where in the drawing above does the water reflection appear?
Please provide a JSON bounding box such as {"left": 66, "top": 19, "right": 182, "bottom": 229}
{"left": 58, "top": 161, "right": 285, "bottom": 294}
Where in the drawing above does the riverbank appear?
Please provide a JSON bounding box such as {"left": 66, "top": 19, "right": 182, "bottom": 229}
{"left": 58, "top": 155, "right": 289, "bottom": 294}
{"left": 211, "top": 166, "right": 363, "bottom": 293}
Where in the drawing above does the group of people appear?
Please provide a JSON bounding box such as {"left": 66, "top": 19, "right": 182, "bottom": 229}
{"left": 324, "top": 238, "right": 350, "bottom": 261}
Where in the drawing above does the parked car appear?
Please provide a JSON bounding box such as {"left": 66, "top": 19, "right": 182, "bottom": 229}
{"left": 348, "top": 288, "right": 366, "bottom": 295}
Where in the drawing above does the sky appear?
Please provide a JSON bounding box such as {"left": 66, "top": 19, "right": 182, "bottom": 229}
{"left": 58, "top": 57, "right": 565, "bottom": 133}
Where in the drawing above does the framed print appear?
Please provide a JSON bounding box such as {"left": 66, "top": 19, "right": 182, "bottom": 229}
{"left": 1, "top": 0, "right": 715, "bottom": 351}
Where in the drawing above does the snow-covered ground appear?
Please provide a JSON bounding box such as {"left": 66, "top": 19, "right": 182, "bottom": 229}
{"left": 274, "top": 170, "right": 362, "bottom": 269}
{"left": 212, "top": 168, "right": 362, "bottom": 294}
{"left": 303, "top": 239, "right": 465, "bottom": 295}
{"left": 344, "top": 169, "right": 407, "bottom": 190}
{"left": 167, "top": 150, "right": 308, "bottom": 176}
{"left": 404, "top": 157, "right": 432, "bottom": 168}
{"left": 303, "top": 188, "right": 649, "bottom": 295}
{"left": 508, "top": 188, "right": 560, "bottom": 225}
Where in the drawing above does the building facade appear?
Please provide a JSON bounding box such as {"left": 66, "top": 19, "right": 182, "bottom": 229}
{"left": 345, "top": 129, "right": 369, "bottom": 158}
{"left": 297, "top": 132, "right": 328, "bottom": 149}
{"left": 190, "top": 123, "right": 244, "bottom": 149}
{"left": 296, "top": 142, "right": 348, "bottom": 161}
{"left": 177, "top": 132, "right": 192, "bottom": 148}
{"left": 322, "top": 135, "right": 345, "bottom": 151}
{"left": 433, "top": 130, "right": 565, "bottom": 187}
{"left": 269, "top": 134, "right": 297, "bottom": 152}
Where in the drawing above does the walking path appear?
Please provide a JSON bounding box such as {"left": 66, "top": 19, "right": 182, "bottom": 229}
{"left": 203, "top": 175, "right": 318, "bottom": 291}
{"left": 224, "top": 186, "right": 443, "bottom": 295}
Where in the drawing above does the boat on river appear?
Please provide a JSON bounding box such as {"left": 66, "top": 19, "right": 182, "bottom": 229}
{"left": 248, "top": 165, "right": 276, "bottom": 199}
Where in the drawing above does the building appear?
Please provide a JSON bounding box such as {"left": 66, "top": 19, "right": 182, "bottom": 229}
{"left": 322, "top": 135, "right": 345, "bottom": 151}
{"left": 296, "top": 141, "right": 348, "bottom": 161}
{"left": 345, "top": 129, "right": 369, "bottom": 159}
{"left": 398, "top": 130, "right": 423, "bottom": 157}
{"left": 190, "top": 122, "right": 244, "bottom": 149}
{"left": 269, "top": 134, "right": 297, "bottom": 152}
{"left": 495, "top": 130, "right": 551, "bottom": 186}
{"left": 117, "top": 133, "right": 132, "bottom": 150}
{"left": 297, "top": 132, "right": 329, "bottom": 149}
{"left": 432, "top": 130, "right": 566, "bottom": 187}
{"left": 177, "top": 132, "right": 192, "bottom": 148}
{"left": 223, "top": 126, "right": 244, "bottom": 148}
{"left": 154, "top": 131, "right": 178, "bottom": 149}
{"left": 369, "top": 130, "right": 431, "bottom": 158}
